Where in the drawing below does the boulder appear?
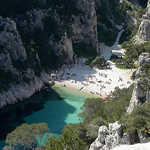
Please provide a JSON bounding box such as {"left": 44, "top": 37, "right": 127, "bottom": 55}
{"left": 89, "top": 122, "right": 129, "bottom": 150}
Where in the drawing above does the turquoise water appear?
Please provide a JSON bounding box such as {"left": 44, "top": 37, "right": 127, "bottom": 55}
{"left": 24, "top": 86, "right": 87, "bottom": 136}
{"left": 0, "top": 86, "right": 88, "bottom": 149}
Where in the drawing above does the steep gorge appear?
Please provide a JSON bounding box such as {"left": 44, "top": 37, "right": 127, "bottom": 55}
{"left": 1, "top": 0, "right": 150, "bottom": 149}
{"left": 0, "top": 0, "right": 122, "bottom": 109}
{"left": 0, "top": 0, "right": 98, "bottom": 109}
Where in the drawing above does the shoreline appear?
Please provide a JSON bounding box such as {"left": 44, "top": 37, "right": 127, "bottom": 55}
{"left": 54, "top": 29, "right": 134, "bottom": 99}
{"left": 53, "top": 60, "right": 133, "bottom": 99}
{"left": 53, "top": 82, "right": 99, "bottom": 98}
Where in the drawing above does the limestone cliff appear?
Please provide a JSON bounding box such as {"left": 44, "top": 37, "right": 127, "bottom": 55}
{"left": 0, "top": 17, "right": 52, "bottom": 109}
{"left": 72, "top": 0, "right": 99, "bottom": 53}
{"left": 0, "top": 0, "right": 99, "bottom": 109}
{"left": 89, "top": 122, "right": 130, "bottom": 150}
{"left": 0, "top": 0, "right": 137, "bottom": 109}
{"left": 134, "top": 0, "right": 150, "bottom": 43}
{"left": 127, "top": 53, "right": 150, "bottom": 114}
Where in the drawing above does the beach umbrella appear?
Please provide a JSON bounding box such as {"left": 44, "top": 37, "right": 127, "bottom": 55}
{"left": 103, "top": 97, "right": 107, "bottom": 101}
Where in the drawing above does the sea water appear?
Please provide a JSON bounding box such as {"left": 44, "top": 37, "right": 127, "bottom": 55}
{"left": 0, "top": 85, "right": 89, "bottom": 149}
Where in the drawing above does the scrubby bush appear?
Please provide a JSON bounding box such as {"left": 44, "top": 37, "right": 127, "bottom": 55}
{"left": 119, "top": 25, "right": 138, "bottom": 44}
{"left": 120, "top": 100, "right": 150, "bottom": 143}
{"left": 43, "top": 126, "right": 86, "bottom": 150}
{"left": 86, "top": 117, "right": 108, "bottom": 143}
{"left": 138, "top": 63, "right": 150, "bottom": 91}
{"left": 4, "top": 123, "right": 49, "bottom": 150}
{"left": 113, "top": 40, "right": 150, "bottom": 69}
{"left": 90, "top": 56, "right": 108, "bottom": 69}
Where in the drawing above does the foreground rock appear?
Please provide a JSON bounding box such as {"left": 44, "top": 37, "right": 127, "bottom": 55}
{"left": 89, "top": 122, "right": 130, "bottom": 150}
{"left": 89, "top": 121, "right": 150, "bottom": 150}
{"left": 112, "top": 142, "right": 150, "bottom": 150}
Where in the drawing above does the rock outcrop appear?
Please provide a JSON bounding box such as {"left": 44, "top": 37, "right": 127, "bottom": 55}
{"left": 111, "top": 142, "right": 150, "bottom": 150}
{"left": 0, "top": 17, "right": 27, "bottom": 72}
{"left": 134, "top": 0, "right": 150, "bottom": 43}
{"left": 127, "top": 53, "right": 150, "bottom": 114}
{"left": 0, "top": 72, "right": 49, "bottom": 109}
{"left": 89, "top": 122, "right": 130, "bottom": 150}
{"left": 72, "top": 0, "right": 99, "bottom": 53}
{"left": 125, "top": 11, "right": 137, "bottom": 25}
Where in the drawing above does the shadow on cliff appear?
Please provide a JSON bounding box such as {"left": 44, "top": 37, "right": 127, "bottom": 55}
{"left": 0, "top": 88, "right": 76, "bottom": 141}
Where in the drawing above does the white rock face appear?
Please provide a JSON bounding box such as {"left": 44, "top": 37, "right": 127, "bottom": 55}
{"left": 72, "top": 0, "right": 99, "bottom": 53}
{"left": 111, "top": 142, "right": 150, "bottom": 150}
{"left": 0, "top": 17, "right": 27, "bottom": 61}
{"left": 125, "top": 11, "right": 137, "bottom": 25}
{"left": 138, "top": 53, "right": 150, "bottom": 66}
{"left": 126, "top": 81, "right": 140, "bottom": 114}
{"left": 89, "top": 122, "right": 129, "bottom": 150}
{"left": 49, "top": 31, "right": 74, "bottom": 62}
{"left": 0, "top": 71, "right": 51, "bottom": 109}
{"left": 134, "top": 0, "right": 150, "bottom": 43}
{"left": 127, "top": 53, "right": 150, "bottom": 114}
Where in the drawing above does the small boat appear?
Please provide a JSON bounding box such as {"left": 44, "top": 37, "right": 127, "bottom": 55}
{"left": 79, "top": 87, "right": 84, "bottom": 91}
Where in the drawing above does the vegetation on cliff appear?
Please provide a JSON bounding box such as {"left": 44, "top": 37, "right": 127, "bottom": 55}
{"left": 111, "top": 40, "right": 150, "bottom": 69}
{"left": 120, "top": 100, "right": 150, "bottom": 143}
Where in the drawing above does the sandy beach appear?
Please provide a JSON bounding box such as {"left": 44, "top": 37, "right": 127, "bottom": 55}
{"left": 55, "top": 30, "right": 134, "bottom": 98}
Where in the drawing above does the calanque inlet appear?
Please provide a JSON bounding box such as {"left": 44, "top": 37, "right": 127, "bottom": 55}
{"left": 0, "top": 0, "right": 150, "bottom": 150}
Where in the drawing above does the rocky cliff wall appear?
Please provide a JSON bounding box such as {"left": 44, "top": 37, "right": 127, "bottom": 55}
{"left": 127, "top": 53, "right": 150, "bottom": 114}
{"left": 0, "top": 0, "right": 99, "bottom": 109}
{"left": 0, "top": 17, "right": 27, "bottom": 72}
{"left": 134, "top": 0, "right": 150, "bottom": 43}
{"left": 0, "top": 14, "right": 75, "bottom": 109}
{"left": 72, "top": 0, "right": 99, "bottom": 53}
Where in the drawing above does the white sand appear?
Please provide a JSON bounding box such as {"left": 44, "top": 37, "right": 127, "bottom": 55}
{"left": 55, "top": 30, "right": 134, "bottom": 98}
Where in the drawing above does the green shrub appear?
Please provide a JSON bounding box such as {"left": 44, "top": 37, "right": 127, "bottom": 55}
{"left": 0, "top": 69, "right": 21, "bottom": 92}
{"left": 90, "top": 56, "right": 108, "bottom": 69}
{"left": 86, "top": 117, "right": 108, "bottom": 143}
{"left": 119, "top": 25, "right": 138, "bottom": 44}
{"left": 116, "top": 1, "right": 133, "bottom": 21}
{"left": 120, "top": 100, "right": 150, "bottom": 143}
{"left": 138, "top": 63, "right": 150, "bottom": 91}
{"left": 43, "top": 126, "right": 86, "bottom": 150}
{"left": 131, "top": 70, "right": 136, "bottom": 80}
{"left": 119, "top": 40, "right": 150, "bottom": 69}
{"left": 73, "top": 42, "right": 97, "bottom": 58}
{"left": 98, "top": 25, "right": 118, "bottom": 46}
{"left": 79, "top": 85, "right": 133, "bottom": 124}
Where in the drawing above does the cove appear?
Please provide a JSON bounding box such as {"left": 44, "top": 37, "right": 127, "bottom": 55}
{"left": 0, "top": 85, "right": 89, "bottom": 149}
